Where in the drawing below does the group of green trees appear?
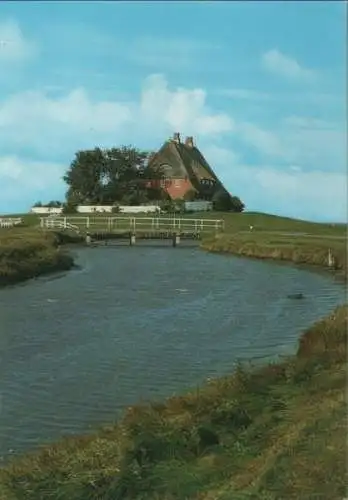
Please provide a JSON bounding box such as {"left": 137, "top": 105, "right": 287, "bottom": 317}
{"left": 33, "top": 200, "right": 63, "bottom": 208}
{"left": 63, "top": 146, "right": 167, "bottom": 212}
{"left": 36, "top": 145, "right": 245, "bottom": 213}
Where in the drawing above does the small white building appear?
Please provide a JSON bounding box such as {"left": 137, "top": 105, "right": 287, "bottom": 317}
{"left": 31, "top": 207, "right": 63, "bottom": 215}
{"left": 76, "top": 205, "right": 160, "bottom": 214}
{"left": 118, "top": 205, "right": 160, "bottom": 214}
{"left": 77, "top": 205, "right": 114, "bottom": 213}
{"left": 184, "top": 201, "right": 213, "bottom": 212}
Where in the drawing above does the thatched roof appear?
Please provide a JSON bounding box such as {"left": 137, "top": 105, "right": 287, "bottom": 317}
{"left": 148, "top": 135, "right": 222, "bottom": 192}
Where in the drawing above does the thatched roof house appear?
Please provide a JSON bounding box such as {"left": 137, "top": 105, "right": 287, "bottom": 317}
{"left": 147, "top": 133, "right": 229, "bottom": 201}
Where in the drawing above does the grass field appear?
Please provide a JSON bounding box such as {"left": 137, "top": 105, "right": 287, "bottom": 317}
{"left": 2, "top": 210, "right": 347, "bottom": 236}
{"left": 0, "top": 211, "right": 346, "bottom": 499}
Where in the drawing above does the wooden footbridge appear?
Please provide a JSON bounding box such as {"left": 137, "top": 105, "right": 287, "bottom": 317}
{"left": 40, "top": 216, "right": 224, "bottom": 246}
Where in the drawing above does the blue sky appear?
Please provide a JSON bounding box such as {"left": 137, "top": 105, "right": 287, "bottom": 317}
{"left": 0, "top": 1, "right": 346, "bottom": 221}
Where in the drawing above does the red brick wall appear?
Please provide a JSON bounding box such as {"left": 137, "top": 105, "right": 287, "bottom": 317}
{"left": 146, "top": 178, "right": 194, "bottom": 200}
{"left": 166, "top": 178, "right": 193, "bottom": 199}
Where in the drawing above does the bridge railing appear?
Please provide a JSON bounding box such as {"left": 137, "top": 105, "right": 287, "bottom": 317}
{"left": 40, "top": 218, "right": 80, "bottom": 232}
{"left": 40, "top": 216, "right": 224, "bottom": 233}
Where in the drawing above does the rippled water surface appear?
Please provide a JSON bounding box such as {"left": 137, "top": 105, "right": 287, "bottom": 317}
{"left": 0, "top": 243, "right": 344, "bottom": 460}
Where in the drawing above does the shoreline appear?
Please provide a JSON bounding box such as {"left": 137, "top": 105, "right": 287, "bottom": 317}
{"left": 0, "top": 230, "right": 80, "bottom": 288}
{"left": 201, "top": 234, "right": 346, "bottom": 272}
{"left": 0, "top": 216, "right": 346, "bottom": 288}
{"left": 201, "top": 241, "right": 347, "bottom": 286}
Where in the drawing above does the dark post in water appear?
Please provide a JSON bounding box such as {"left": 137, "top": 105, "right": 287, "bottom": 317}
{"left": 172, "top": 232, "right": 180, "bottom": 247}
{"left": 129, "top": 232, "right": 136, "bottom": 246}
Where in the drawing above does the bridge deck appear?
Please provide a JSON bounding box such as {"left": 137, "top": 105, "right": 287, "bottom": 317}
{"left": 92, "top": 230, "right": 202, "bottom": 240}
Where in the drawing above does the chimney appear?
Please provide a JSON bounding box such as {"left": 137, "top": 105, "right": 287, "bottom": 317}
{"left": 185, "top": 136, "right": 194, "bottom": 148}
{"left": 173, "top": 132, "right": 181, "bottom": 143}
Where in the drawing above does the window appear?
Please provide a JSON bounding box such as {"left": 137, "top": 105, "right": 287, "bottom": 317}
{"left": 159, "top": 163, "right": 173, "bottom": 177}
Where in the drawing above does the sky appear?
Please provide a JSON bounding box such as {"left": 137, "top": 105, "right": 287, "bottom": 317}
{"left": 0, "top": 1, "right": 346, "bottom": 222}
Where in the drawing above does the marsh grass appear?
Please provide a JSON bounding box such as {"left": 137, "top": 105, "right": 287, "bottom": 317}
{"left": 201, "top": 232, "right": 346, "bottom": 277}
{"left": 0, "top": 228, "right": 75, "bottom": 285}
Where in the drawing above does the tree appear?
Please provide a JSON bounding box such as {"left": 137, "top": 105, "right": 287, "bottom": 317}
{"left": 230, "top": 195, "right": 245, "bottom": 213}
{"left": 212, "top": 189, "right": 245, "bottom": 212}
{"left": 63, "top": 146, "right": 162, "bottom": 206}
{"left": 160, "top": 198, "right": 185, "bottom": 214}
{"left": 63, "top": 147, "right": 107, "bottom": 205}
{"left": 62, "top": 201, "right": 77, "bottom": 214}
{"left": 183, "top": 189, "right": 198, "bottom": 202}
{"left": 47, "top": 200, "right": 63, "bottom": 207}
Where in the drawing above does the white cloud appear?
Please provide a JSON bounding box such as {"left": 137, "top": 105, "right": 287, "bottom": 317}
{"left": 238, "top": 122, "right": 283, "bottom": 157}
{"left": 261, "top": 49, "right": 315, "bottom": 81}
{"left": 237, "top": 118, "right": 345, "bottom": 171}
{"left": 0, "top": 19, "right": 37, "bottom": 63}
{"left": 0, "top": 156, "right": 66, "bottom": 212}
{"left": 205, "top": 147, "right": 347, "bottom": 222}
{"left": 0, "top": 88, "right": 134, "bottom": 156}
{"left": 203, "top": 144, "right": 237, "bottom": 167}
{"left": 140, "top": 75, "right": 233, "bottom": 136}
{"left": 282, "top": 115, "right": 338, "bottom": 130}
{"left": 0, "top": 74, "right": 233, "bottom": 158}
{"left": 252, "top": 167, "right": 347, "bottom": 222}
{"left": 0, "top": 155, "right": 63, "bottom": 188}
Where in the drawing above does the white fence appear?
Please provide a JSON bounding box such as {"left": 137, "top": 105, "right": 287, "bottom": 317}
{"left": 0, "top": 217, "right": 23, "bottom": 228}
{"left": 40, "top": 216, "right": 224, "bottom": 233}
{"left": 42, "top": 218, "right": 80, "bottom": 232}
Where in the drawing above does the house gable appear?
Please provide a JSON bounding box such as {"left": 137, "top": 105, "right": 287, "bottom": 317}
{"left": 148, "top": 133, "right": 229, "bottom": 200}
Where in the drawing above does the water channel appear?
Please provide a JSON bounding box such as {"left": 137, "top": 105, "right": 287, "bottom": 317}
{"left": 0, "top": 242, "right": 344, "bottom": 460}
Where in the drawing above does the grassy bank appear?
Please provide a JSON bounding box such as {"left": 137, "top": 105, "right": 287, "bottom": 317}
{"left": 0, "top": 228, "right": 76, "bottom": 286}
{"left": 201, "top": 231, "right": 346, "bottom": 277}
{"left": 0, "top": 305, "right": 346, "bottom": 500}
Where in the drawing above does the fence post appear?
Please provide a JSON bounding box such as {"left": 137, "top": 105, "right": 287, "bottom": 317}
{"left": 86, "top": 217, "right": 90, "bottom": 229}
{"left": 64, "top": 217, "right": 67, "bottom": 229}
